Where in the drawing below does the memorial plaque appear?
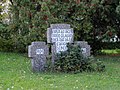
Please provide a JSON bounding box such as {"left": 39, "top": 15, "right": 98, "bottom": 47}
{"left": 28, "top": 42, "right": 49, "bottom": 72}
{"left": 36, "top": 49, "right": 44, "bottom": 55}
{"left": 47, "top": 24, "right": 74, "bottom": 63}
{"left": 47, "top": 24, "right": 74, "bottom": 52}
{"left": 74, "top": 41, "right": 91, "bottom": 57}
{"left": 28, "top": 24, "right": 92, "bottom": 71}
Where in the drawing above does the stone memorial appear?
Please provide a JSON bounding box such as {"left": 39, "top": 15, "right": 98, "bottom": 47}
{"left": 47, "top": 24, "right": 74, "bottom": 63}
{"left": 28, "top": 42, "right": 49, "bottom": 72}
{"left": 74, "top": 41, "right": 91, "bottom": 57}
{"left": 28, "top": 24, "right": 91, "bottom": 72}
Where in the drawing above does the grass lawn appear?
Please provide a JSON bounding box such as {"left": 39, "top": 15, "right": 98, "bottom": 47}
{"left": 0, "top": 52, "right": 120, "bottom": 90}
{"left": 101, "top": 49, "right": 120, "bottom": 55}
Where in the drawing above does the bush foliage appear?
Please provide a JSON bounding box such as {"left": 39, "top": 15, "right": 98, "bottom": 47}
{"left": 54, "top": 44, "right": 105, "bottom": 73}
{"left": 0, "top": 0, "right": 120, "bottom": 53}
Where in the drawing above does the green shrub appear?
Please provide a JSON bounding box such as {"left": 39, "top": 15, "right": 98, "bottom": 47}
{"left": 101, "top": 42, "right": 120, "bottom": 49}
{"left": 0, "top": 23, "right": 14, "bottom": 52}
{"left": 54, "top": 44, "right": 105, "bottom": 73}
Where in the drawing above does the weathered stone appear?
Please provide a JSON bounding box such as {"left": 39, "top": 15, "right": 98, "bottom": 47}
{"left": 51, "top": 24, "right": 70, "bottom": 29}
{"left": 47, "top": 24, "right": 74, "bottom": 63}
{"left": 28, "top": 24, "right": 92, "bottom": 72}
{"left": 47, "top": 28, "right": 52, "bottom": 43}
{"left": 28, "top": 42, "right": 49, "bottom": 72}
{"left": 51, "top": 44, "right": 56, "bottom": 65}
{"left": 74, "top": 41, "right": 91, "bottom": 57}
{"left": 47, "top": 24, "right": 74, "bottom": 44}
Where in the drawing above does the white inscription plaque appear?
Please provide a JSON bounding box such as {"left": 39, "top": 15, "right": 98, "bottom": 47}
{"left": 36, "top": 49, "right": 44, "bottom": 55}
{"left": 51, "top": 29, "right": 73, "bottom": 53}
{"left": 81, "top": 48, "right": 86, "bottom": 54}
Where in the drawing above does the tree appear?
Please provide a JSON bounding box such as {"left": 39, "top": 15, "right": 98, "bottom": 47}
{"left": 116, "top": 1, "right": 120, "bottom": 39}
{"left": 89, "top": 0, "right": 120, "bottom": 53}
{"left": 1, "top": 0, "right": 120, "bottom": 53}
{"left": 8, "top": 0, "right": 93, "bottom": 52}
{"left": 0, "top": 0, "right": 6, "bottom": 23}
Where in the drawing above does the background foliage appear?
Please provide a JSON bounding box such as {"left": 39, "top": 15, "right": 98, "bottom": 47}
{"left": 0, "top": 0, "right": 120, "bottom": 53}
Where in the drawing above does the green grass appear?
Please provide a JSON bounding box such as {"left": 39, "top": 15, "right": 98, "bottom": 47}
{"left": 0, "top": 52, "right": 120, "bottom": 90}
{"left": 101, "top": 49, "right": 120, "bottom": 54}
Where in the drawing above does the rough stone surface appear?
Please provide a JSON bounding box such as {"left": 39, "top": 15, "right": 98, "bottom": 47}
{"left": 28, "top": 24, "right": 92, "bottom": 72}
{"left": 47, "top": 24, "right": 74, "bottom": 63}
{"left": 74, "top": 41, "right": 91, "bottom": 57}
{"left": 47, "top": 24, "right": 74, "bottom": 44}
{"left": 51, "top": 24, "right": 70, "bottom": 29}
{"left": 51, "top": 44, "right": 56, "bottom": 65}
{"left": 28, "top": 42, "right": 49, "bottom": 72}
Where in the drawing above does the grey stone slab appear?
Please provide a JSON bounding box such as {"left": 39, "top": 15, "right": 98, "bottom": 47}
{"left": 47, "top": 24, "right": 74, "bottom": 44}
{"left": 31, "top": 55, "right": 46, "bottom": 72}
{"left": 47, "top": 24, "right": 91, "bottom": 64}
{"left": 28, "top": 45, "right": 32, "bottom": 58}
{"left": 81, "top": 45, "right": 91, "bottom": 57}
{"left": 75, "top": 41, "right": 91, "bottom": 57}
{"left": 51, "top": 44, "right": 56, "bottom": 64}
{"left": 74, "top": 41, "right": 88, "bottom": 46}
{"left": 50, "top": 24, "right": 70, "bottom": 29}
{"left": 28, "top": 41, "right": 49, "bottom": 72}
{"left": 47, "top": 24, "right": 74, "bottom": 63}
{"left": 32, "top": 41, "right": 46, "bottom": 46}
{"left": 47, "top": 28, "right": 52, "bottom": 43}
